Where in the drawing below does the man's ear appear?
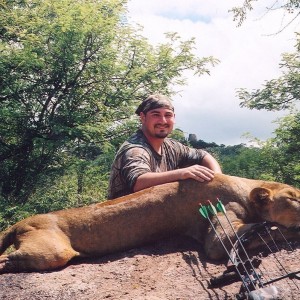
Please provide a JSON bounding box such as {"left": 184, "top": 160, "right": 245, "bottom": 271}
{"left": 249, "top": 187, "right": 274, "bottom": 207}
{"left": 140, "top": 112, "right": 146, "bottom": 123}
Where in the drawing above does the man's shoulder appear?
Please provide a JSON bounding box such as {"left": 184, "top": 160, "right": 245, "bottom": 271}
{"left": 163, "top": 137, "right": 185, "bottom": 149}
{"left": 127, "top": 130, "right": 147, "bottom": 145}
{"left": 123, "top": 130, "right": 150, "bottom": 150}
{"left": 116, "top": 131, "right": 151, "bottom": 155}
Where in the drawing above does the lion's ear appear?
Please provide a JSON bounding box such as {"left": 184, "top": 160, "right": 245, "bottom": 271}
{"left": 249, "top": 187, "right": 274, "bottom": 206}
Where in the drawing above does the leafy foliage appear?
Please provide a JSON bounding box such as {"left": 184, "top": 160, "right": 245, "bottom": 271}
{"left": 214, "top": 144, "right": 272, "bottom": 180}
{"left": 238, "top": 35, "right": 300, "bottom": 111}
{"left": 229, "top": 2, "right": 300, "bottom": 187}
{"left": 189, "top": 139, "right": 219, "bottom": 149}
{"left": 266, "top": 112, "right": 300, "bottom": 185}
{"left": 231, "top": 1, "right": 300, "bottom": 111}
{"left": 0, "top": 0, "right": 218, "bottom": 203}
{"left": 1, "top": 0, "right": 299, "bottom": 231}
{"left": 169, "top": 128, "right": 189, "bottom": 145}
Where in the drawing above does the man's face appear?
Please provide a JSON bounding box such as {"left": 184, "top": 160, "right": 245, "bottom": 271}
{"left": 140, "top": 108, "right": 175, "bottom": 139}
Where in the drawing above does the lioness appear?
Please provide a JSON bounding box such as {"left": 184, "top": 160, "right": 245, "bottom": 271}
{"left": 0, "top": 174, "right": 299, "bottom": 273}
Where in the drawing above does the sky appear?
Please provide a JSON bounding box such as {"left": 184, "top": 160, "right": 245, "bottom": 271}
{"left": 126, "top": 0, "right": 299, "bottom": 145}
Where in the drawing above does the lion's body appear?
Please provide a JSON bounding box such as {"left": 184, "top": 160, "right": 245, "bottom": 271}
{"left": 0, "top": 174, "right": 299, "bottom": 273}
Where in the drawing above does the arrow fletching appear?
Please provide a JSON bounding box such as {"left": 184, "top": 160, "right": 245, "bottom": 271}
{"left": 216, "top": 199, "right": 226, "bottom": 214}
{"left": 199, "top": 205, "right": 209, "bottom": 219}
{"left": 207, "top": 200, "right": 218, "bottom": 216}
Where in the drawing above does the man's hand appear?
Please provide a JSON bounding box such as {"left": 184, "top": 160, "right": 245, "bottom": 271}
{"left": 179, "top": 165, "right": 215, "bottom": 182}
{"left": 133, "top": 156, "right": 221, "bottom": 192}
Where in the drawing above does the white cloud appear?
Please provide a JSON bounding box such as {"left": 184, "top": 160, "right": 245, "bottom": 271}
{"left": 127, "top": 0, "right": 299, "bottom": 145}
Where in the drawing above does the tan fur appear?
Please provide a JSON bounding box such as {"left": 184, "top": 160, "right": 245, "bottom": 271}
{"left": 0, "top": 174, "right": 299, "bottom": 273}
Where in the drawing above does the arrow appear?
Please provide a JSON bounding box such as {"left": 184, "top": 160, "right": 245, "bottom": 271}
{"left": 207, "top": 200, "right": 218, "bottom": 216}
{"left": 216, "top": 198, "right": 264, "bottom": 288}
{"left": 204, "top": 200, "right": 259, "bottom": 291}
{"left": 199, "top": 204, "right": 209, "bottom": 219}
{"left": 198, "top": 202, "right": 252, "bottom": 294}
{"left": 216, "top": 199, "right": 226, "bottom": 214}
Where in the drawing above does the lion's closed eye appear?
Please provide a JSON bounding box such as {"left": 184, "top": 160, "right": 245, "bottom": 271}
{"left": 288, "top": 197, "right": 300, "bottom": 203}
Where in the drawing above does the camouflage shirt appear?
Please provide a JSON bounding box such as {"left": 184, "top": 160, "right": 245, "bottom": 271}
{"left": 108, "top": 129, "right": 208, "bottom": 199}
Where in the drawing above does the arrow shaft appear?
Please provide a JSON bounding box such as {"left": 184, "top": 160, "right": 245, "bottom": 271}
{"left": 217, "top": 201, "right": 264, "bottom": 287}
{"left": 211, "top": 208, "right": 258, "bottom": 291}
{"left": 200, "top": 204, "right": 251, "bottom": 293}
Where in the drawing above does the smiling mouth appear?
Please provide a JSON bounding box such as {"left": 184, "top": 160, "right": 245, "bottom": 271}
{"left": 155, "top": 125, "right": 169, "bottom": 129}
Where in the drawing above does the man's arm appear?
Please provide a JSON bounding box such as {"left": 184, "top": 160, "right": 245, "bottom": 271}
{"left": 133, "top": 153, "right": 222, "bottom": 192}
{"left": 201, "top": 152, "right": 222, "bottom": 173}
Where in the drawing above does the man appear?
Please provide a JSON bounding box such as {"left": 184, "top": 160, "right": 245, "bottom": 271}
{"left": 108, "top": 94, "right": 222, "bottom": 199}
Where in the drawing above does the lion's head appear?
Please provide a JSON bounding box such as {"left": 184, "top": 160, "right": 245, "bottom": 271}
{"left": 249, "top": 184, "right": 300, "bottom": 228}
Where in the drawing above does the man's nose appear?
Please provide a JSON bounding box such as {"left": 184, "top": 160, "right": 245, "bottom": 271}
{"left": 159, "top": 115, "right": 167, "bottom": 123}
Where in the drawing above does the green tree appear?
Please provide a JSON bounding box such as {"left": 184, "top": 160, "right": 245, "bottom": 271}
{"left": 169, "top": 128, "right": 189, "bottom": 145}
{"left": 231, "top": 1, "right": 300, "bottom": 110}
{"left": 0, "top": 0, "right": 218, "bottom": 203}
{"left": 229, "top": 1, "right": 300, "bottom": 187}
{"left": 237, "top": 36, "right": 300, "bottom": 111}
{"left": 264, "top": 112, "right": 300, "bottom": 186}
{"left": 215, "top": 144, "right": 263, "bottom": 178}
{"left": 214, "top": 114, "right": 300, "bottom": 187}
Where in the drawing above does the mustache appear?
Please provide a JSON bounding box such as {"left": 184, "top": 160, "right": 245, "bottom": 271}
{"left": 154, "top": 124, "right": 170, "bottom": 128}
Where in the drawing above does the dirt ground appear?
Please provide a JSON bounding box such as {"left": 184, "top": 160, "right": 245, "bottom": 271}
{"left": 0, "top": 236, "right": 299, "bottom": 300}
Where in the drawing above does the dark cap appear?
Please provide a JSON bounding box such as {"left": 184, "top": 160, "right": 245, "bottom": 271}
{"left": 135, "top": 94, "right": 174, "bottom": 115}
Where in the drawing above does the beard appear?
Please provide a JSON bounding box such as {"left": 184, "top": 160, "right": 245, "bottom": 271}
{"left": 154, "top": 126, "right": 171, "bottom": 138}
{"left": 154, "top": 131, "right": 169, "bottom": 139}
